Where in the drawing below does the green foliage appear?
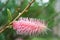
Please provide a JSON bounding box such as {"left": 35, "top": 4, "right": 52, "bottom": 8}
{"left": 0, "top": 0, "right": 58, "bottom": 40}
{"left": 7, "top": 8, "right": 12, "bottom": 23}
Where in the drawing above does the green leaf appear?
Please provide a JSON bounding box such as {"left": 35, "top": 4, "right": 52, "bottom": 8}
{"left": 7, "top": 8, "right": 12, "bottom": 23}
{"left": 0, "top": 33, "right": 6, "bottom": 40}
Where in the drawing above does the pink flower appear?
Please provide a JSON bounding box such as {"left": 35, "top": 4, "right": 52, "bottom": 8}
{"left": 12, "top": 17, "right": 48, "bottom": 36}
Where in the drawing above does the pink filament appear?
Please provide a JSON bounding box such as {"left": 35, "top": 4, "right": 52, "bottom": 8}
{"left": 12, "top": 17, "right": 47, "bottom": 36}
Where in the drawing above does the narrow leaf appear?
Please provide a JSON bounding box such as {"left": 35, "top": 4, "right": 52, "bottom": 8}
{"left": 7, "top": 8, "right": 12, "bottom": 23}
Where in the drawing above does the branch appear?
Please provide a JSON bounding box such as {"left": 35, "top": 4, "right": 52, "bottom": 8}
{"left": 0, "top": 0, "right": 35, "bottom": 34}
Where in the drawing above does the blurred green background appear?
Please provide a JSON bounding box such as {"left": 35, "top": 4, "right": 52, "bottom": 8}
{"left": 0, "top": 0, "right": 60, "bottom": 40}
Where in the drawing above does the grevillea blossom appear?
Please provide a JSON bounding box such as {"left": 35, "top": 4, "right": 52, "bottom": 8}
{"left": 12, "top": 17, "right": 48, "bottom": 36}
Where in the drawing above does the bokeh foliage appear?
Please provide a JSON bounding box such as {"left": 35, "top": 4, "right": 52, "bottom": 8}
{"left": 0, "top": 0, "right": 57, "bottom": 40}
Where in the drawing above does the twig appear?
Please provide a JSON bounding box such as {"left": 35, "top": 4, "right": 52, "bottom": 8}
{"left": 10, "top": 0, "right": 35, "bottom": 24}
{"left": 0, "top": 0, "right": 35, "bottom": 33}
